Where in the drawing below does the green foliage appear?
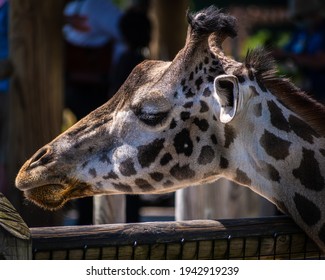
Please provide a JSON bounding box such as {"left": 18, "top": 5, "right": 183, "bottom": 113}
{"left": 112, "top": 0, "right": 130, "bottom": 9}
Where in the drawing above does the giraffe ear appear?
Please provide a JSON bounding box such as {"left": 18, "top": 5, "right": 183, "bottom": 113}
{"left": 213, "top": 75, "right": 240, "bottom": 123}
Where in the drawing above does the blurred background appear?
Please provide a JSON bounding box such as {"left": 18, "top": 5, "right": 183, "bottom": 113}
{"left": 0, "top": 0, "right": 324, "bottom": 227}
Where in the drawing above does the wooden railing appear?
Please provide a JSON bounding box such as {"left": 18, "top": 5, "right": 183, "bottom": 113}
{"left": 1, "top": 192, "right": 323, "bottom": 260}
{"left": 30, "top": 216, "right": 324, "bottom": 260}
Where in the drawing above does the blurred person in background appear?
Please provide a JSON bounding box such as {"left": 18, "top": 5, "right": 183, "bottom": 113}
{"left": 63, "top": 0, "right": 123, "bottom": 120}
{"left": 109, "top": 6, "right": 151, "bottom": 96}
{"left": 63, "top": 0, "right": 122, "bottom": 224}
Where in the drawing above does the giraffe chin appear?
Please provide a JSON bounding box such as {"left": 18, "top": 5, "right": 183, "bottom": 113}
{"left": 24, "top": 182, "right": 93, "bottom": 211}
{"left": 24, "top": 184, "right": 68, "bottom": 210}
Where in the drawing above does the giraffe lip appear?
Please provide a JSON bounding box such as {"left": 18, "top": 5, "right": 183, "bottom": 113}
{"left": 24, "top": 184, "right": 68, "bottom": 210}
{"left": 23, "top": 181, "right": 94, "bottom": 210}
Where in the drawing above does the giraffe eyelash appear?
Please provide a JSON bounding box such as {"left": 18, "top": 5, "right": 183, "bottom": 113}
{"left": 133, "top": 107, "right": 169, "bottom": 127}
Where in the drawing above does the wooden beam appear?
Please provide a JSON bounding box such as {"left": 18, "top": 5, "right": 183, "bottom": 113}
{"left": 30, "top": 216, "right": 323, "bottom": 260}
{"left": 8, "top": 0, "right": 65, "bottom": 226}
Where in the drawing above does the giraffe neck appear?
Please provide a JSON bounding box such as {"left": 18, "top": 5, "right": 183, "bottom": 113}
{"left": 220, "top": 87, "right": 325, "bottom": 250}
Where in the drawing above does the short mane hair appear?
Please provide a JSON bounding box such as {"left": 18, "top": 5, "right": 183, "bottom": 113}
{"left": 245, "top": 48, "right": 325, "bottom": 137}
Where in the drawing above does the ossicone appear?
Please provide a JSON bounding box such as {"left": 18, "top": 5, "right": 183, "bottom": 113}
{"left": 186, "top": 5, "right": 237, "bottom": 46}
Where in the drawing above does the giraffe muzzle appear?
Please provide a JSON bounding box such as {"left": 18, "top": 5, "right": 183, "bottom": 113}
{"left": 24, "top": 184, "right": 68, "bottom": 210}
{"left": 23, "top": 179, "right": 95, "bottom": 210}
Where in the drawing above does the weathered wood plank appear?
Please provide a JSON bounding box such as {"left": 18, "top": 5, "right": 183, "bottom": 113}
{"left": 0, "top": 193, "right": 31, "bottom": 259}
{"left": 30, "top": 216, "right": 324, "bottom": 260}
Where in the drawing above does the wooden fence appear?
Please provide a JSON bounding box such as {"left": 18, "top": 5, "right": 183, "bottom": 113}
{"left": 30, "top": 217, "right": 324, "bottom": 260}
{"left": 0, "top": 192, "right": 324, "bottom": 260}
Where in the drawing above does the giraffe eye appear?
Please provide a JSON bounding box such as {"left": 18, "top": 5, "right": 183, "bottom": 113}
{"left": 131, "top": 95, "right": 171, "bottom": 126}
{"left": 137, "top": 110, "right": 169, "bottom": 126}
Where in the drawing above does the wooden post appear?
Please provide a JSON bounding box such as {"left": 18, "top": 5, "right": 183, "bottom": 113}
{"left": 149, "top": 0, "right": 189, "bottom": 60}
{"left": 0, "top": 193, "right": 31, "bottom": 259}
{"left": 93, "top": 195, "right": 126, "bottom": 224}
{"left": 0, "top": 59, "right": 13, "bottom": 79}
{"left": 176, "top": 179, "right": 276, "bottom": 220}
{"left": 8, "top": 0, "right": 65, "bottom": 226}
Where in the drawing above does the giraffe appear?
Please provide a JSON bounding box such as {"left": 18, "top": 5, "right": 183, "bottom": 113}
{"left": 15, "top": 6, "right": 325, "bottom": 251}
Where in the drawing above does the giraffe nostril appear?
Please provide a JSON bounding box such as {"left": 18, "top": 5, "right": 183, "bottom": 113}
{"left": 29, "top": 146, "right": 53, "bottom": 169}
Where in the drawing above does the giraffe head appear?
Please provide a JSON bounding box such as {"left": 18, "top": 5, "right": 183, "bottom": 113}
{"left": 16, "top": 7, "right": 240, "bottom": 209}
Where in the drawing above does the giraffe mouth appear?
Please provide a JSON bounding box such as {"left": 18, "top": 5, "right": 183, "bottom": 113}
{"left": 24, "top": 184, "right": 69, "bottom": 210}
{"left": 24, "top": 182, "right": 93, "bottom": 210}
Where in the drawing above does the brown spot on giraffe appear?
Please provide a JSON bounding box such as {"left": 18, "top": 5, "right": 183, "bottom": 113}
{"left": 112, "top": 182, "right": 133, "bottom": 193}
{"left": 253, "top": 103, "right": 262, "bottom": 117}
{"left": 149, "top": 172, "right": 164, "bottom": 182}
{"left": 193, "top": 118, "right": 209, "bottom": 132}
{"left": 160, "top": 153, "right": 173, "bottom": 166}
{"left": 260, "top": 129, "right": 291, "bottom": 160}
{"left": 224, "top": 124, "right": 236, "bottom": 148}
{"left": 185, "top": 88, "right": 195, "bottom": 98}
{"left": 200, "top": 100, "right": 209, "bottom": 113}
{"left": 219, "top": 156, "right": 229, "bottom": 169}
{"left": 134, "top": 178, "right": 155, "bottom": 192}
{"left": 197, "top": 145, "right": 215, "bottom": 165}
{"left": 210, "top": 134, "right": 218, "bottom": 145}
{"left": 137, "top": 138, "right": 165, "bottom": 168}
{"left": 170, "top": 164, "right": 195, "bottom": 181}
{"left": 235, "top": 168, "right": 252, "bottom": 186}
{"left": 163, "top": 180, "right": 174, "bottom": 188}
{"left": 250, "top": 159, "right": 281, "bottom": 182}
{"left": 288, "top": 115, "right": 320, "bottom": 144}
{"left": 103, "top": 171, "right": 119, "bottom": 180}
{"left": 265, "top": 163, "right": 280, "bottom": 182}
{"left": 173, "top": 129, "right": 193, "bottom": 156}
{"left": 119, "top": 158, "right": 137, "bottom": 177}
{"left": 203, "top": 87, "right": 212, "bottom": 97}
{"left": 267, "top": 100, "right": 291, "bottom": 132}
{"left": 294, "top": 193, "right": 321, "bottom": 226}
{"left": 169, "top": 119, "right": 177, "bottom": 129}
{"left": 180, "top": 111, "right": 191, "bottom": 121}
{"left": 195, "top": 76, "right": 203, "bottom": 90}
{"left": 292, "top": 148, "right": 324, "bottom": 191}
{"left": 183, "top": 101, "right": 193, "bottom": 109}
{"left": 88, "top": 168, "right": 97, "bottom": 178}
{"left": 99, "top": 153, "right": 111, "bottom": 164}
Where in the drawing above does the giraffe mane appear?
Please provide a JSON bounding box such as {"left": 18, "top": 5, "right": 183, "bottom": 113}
{"left": 245, "top": 48, "right": 325, "bottom": 137}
